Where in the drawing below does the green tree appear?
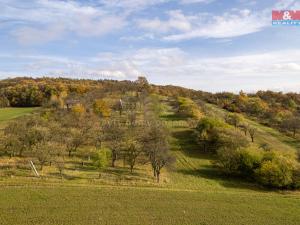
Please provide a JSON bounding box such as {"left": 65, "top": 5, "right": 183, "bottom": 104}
{"left": 94, "top": 148, "right": 111, "bottom": 178}
{"left": 225, "top": 113, "right": 242, "bottom": 128}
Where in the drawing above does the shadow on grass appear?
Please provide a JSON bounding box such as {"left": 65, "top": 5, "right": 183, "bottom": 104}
{"left": 160, "top": 113, "right": 186, "bottom": 121}
{"left": 171, "top": 129, "right": 212, "bottom": 159}
{"left": 171, "top": 129, "right": 266, "bottom": 191}
{"left": 177, "top": 165, "right": 265, "bottom": 191}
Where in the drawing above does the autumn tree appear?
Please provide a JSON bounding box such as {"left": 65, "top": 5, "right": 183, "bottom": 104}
{"left": 93, "top": 99, "right": 111, "bottom": 117}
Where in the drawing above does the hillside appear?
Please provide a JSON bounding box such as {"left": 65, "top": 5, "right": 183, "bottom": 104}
{"left": 0, "top": 78, "right": 300, "bottom": 225}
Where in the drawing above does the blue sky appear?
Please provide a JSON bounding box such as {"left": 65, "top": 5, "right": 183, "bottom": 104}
{"left": 0, "top": 0, "right": 300, "bottom": 92}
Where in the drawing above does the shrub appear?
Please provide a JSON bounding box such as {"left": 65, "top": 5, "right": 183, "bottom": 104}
{"left": 239, "top": 148, "right": 262, "bottom": 175}
{"left": 177, "top": 97, "right": 202, "bottom": 119}
{"left": 216, "top": 148, "right": 241, "bottom": 174}
{"left": 216, "top": 146, "right": 300, "bottom": 189}
{"left": 255, "top": 155, "right": 297, "bottom": 188}
{"left": 216, "top": 147, "right": 262, "bottom": 175}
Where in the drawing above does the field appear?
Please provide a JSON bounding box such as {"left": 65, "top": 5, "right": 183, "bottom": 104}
{"left": 0, "top": 107, "right": 37, "bottom": 128}
{"left": 0, "top": 106, "right": 300, "bottom": 225}
{"left": 1, "top": 185, "right": 300, "bottom": 225}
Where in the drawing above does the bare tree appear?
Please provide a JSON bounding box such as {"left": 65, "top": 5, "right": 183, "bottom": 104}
{"left": 141, "top": 121, "right": 175, "bottom": 182}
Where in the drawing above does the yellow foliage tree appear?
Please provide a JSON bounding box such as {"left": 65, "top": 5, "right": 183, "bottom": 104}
{"left": 72, "top": 103, "right": 85, "bottom": 116}
{"left": 93, "top": 99, "right": 111, "bottom": 117}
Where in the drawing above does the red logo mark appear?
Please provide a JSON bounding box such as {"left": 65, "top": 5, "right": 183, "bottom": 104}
{"left": 272, "top": 10, "right": 300, "bottom": 20}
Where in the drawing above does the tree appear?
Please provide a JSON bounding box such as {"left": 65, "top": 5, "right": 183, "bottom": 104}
{"left": 55, "top": 157, "right": 65, "bottom": 179}
{"left": 195, "top": 117, "right": 226, "bottom": 152}
{"left": 141, "top": 121, "right": 175, "bottom": 182}
{"left": 64, "top": 128, "right": 84, "bottom": 157}
{"left": 135, "top": 76, "right": 149, "bottom": 92}
{"left": 94, "top": 148, "right": 110, "bottom": 178}
{"left": 33, "top": 142, "right": 52, "bottom": 170}
{"left": 3, "top": 117, "right": 41, "bottom": 157}
{"left": 248, "top": 127, "right": 256, "bottom": 142}
{"left": 0, "top": 96, "right": 9, "bottom": 107}
{"left": 93, "top": 99, "right": 111, "bottom": 117}
{"left": 72, "top": 103, "right": 86, "bottom": 116}
{"left": 103, "top": 121, "right": 125, "bottom": 167}
{"left": 281, "top": 116, "right": 300, "bottom": 137}
{"left": 239, "top": 123, "right": 248, "bottom": 136}
{"left": 225, "top": 113, "right": 241, "bottom": 128}
{"left": 123, "top": 136, "right": 142, "bottom": 173}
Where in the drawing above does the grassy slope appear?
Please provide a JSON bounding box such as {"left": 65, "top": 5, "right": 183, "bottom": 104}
{"left": 0, "top": 107, "right": 37, "bottom": 128}
{"left": 205, "top": 104, "right": 300, "bottom": 152}
{"left": 0, "top": 105, "right": 300, "bottom": 225}
{"left": 1, "top": 185, "right": 299, "bottom": 225}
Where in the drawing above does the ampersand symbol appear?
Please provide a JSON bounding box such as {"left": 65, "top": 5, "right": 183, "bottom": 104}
{"left": 283, "top": 11, "right": 292, "bottom": 20}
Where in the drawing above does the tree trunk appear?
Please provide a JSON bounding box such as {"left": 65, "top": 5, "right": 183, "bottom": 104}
{"left": 293, "top": 129, "right": 296, "bottom": 137}
{"left": 156, "top": 171, "right": 160, "bottom": 183}
{"left": 130, "top": 165, "right": 134, "bottom": 173}
{"left": 112, "top": 153, "right": 116, "bottom": 167}
{"left": 251, "top": 136, "right": 254, "bottom": 142}
{"left": 123, "top": 155, "right": 126, "bottom": 167}
{"left": 19, "top": 148, "right": 23, "bottom": 157}
{"left": 68, "top": 150, "right": 72, "bottom": 157}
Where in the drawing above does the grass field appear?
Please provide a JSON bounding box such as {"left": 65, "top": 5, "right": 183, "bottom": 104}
{"left": 0, "top": 105, "right": 300, "bottom": 225}
{"left": 0, "top": 185, "right": 299, "bottom": 225}
{"left": 0, "top": 107, "right": 37, "bottom": 127}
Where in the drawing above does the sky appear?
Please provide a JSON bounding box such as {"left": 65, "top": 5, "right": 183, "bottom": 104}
{"left": 0, "top": 0, "right": 300, "bottom": 93}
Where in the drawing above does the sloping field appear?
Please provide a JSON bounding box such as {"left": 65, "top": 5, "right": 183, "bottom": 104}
{"left": 0, "top": 107, "right": 37, "bottom": 125}
{"left": 0, "top": 106, "right": 299, "bottom": 225}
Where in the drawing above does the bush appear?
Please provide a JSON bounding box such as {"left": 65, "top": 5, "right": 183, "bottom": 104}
{"left": 177, "top": 97, "right": 202, "bottom": 119}
{"left": 216, "top": 146, "right": 300, "bottom": 189}
{"left": 255, "top": 153, "right": 298, "bottom": 188}
{"left": 216, "top": 148, "right": 241, "bottom": 174}
{"left": 216, "top": 147, "right": 261, "bottom": 175}
{"left": 239, "top": 148, "right": 262, "bottom": 175}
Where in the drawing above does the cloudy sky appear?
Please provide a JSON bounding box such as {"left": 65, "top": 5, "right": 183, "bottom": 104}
{"left": 0, "top": 0, "right": 300, "bottom": 92}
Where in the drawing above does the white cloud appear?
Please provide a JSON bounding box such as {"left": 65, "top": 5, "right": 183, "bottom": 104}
{"left": 137, "top": 10, "right": 192, "bottom": 33}
{"left": 1, "top": 48, "right": 300, "bottom": 92}
{"left": 163, "top": 9, "right": 269, "bottom": 41}
{"left": 179, "top": 0, "right": 215, "bottom": 4}
{"left": 100, "top": 0, "right": 168, "bottom": 10}
{"left": 1, "top": 0, "right": 126, "bottom": 44}
{"left": 12, "top": 24, "right": 65, "bottom": 45}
